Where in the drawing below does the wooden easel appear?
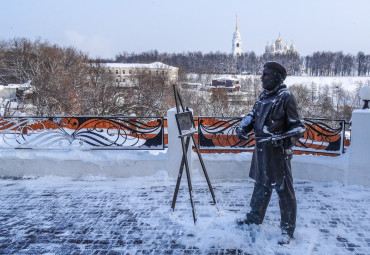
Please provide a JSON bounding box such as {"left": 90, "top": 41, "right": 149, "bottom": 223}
{"left": 171, "top": 84, "right": 217, "bottom": 224}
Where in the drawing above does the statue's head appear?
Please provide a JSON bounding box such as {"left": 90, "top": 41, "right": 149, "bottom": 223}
{"left": 261, "top": 62, "right": 287, "bottom": 91}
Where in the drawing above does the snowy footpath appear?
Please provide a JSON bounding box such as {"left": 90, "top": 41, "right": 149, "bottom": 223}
{"left": 0, "top": 173, "right": 369, "bottom": 255}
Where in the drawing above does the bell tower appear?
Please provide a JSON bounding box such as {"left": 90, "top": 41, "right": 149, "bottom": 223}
{"left": 232, "top": 14, "right": 243, "bottom": 57}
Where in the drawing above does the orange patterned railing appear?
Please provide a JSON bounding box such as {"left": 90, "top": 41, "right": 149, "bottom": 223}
{"left": 0, "top": 117, "right": 164, "bottom": 149}
{"left": 197, "top": 117, "right": 349, "bottom": 156}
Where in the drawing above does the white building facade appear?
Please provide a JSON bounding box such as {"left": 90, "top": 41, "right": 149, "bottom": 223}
{"left": 103, "top": 62, "right": 179, "bottom": 86}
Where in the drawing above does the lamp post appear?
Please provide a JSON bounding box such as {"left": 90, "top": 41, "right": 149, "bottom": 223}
{"left": 359, "top": 86, "right": 370, "bottom": 109}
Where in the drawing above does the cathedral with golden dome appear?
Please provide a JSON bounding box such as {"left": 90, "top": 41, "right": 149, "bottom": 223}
{"left": 265, "top": 33, "right": 297, "bottom": 55}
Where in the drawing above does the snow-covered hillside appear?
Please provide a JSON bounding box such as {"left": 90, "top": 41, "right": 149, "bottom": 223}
{"left": 189, "top": 73, "right": 370, "bottom": 93}
{"left": 284, "top": 76, "right": 370, "bottom": 92}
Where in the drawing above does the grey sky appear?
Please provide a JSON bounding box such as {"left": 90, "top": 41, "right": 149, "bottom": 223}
{"left": 1, "top": 0, "right": 369, "bottom": 58}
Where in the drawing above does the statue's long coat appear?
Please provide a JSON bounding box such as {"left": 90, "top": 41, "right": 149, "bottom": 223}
{"left": 239, "top": 85, "right": 306, "bottom": 186}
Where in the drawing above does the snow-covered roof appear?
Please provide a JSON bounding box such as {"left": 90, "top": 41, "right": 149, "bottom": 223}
{"left": 103, "top": 62, "right": 178, "bottom": 70}
{"left": 213, "top": 76, "right": 239, "bottom": 81}
{"left": 0, "top": 81, "right": 32, "bottom": 89}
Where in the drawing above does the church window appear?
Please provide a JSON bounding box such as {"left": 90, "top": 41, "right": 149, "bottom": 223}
{"left": 236, "top": 43, "right": 239, "bottom": 47}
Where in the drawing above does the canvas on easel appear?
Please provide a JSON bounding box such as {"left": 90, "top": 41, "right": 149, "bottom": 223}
{"left": 175, "top": 111, "right": 197, "bottom": 137}
{"left": 171, "top": 84, "right": 217, "bottom": 224}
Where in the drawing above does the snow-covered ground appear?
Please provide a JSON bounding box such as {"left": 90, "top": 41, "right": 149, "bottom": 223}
{"left": 0, "top": 90, "right": 369, "bottom": 253}
{"left": 0, "top": 175, "right": 369, "bottom": 254}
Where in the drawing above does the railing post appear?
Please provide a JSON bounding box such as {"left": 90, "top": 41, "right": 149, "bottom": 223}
{"left": 166, "top": 107, "right": 193, "bottom": 178}
{"left": 347, "top": 109, "right": 370, "bottom": 187}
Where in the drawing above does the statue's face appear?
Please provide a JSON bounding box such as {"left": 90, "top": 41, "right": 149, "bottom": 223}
{"left": 261, "top": 67, "right": 279, "bottom": 91}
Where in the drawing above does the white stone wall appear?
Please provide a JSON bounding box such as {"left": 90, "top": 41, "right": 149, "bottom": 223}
{"left": 347, "top": 109, "right": 370, "bottom": 187}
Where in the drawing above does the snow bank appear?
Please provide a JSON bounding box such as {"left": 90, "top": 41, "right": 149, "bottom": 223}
{"left": 0, "top": 147, "right": 348, "bottom": 185}
{"left": 0, "top": 149, "right": 167, "bottom": 178}
{"left": 192, "top": 151, "right": 347, "bottom": 183}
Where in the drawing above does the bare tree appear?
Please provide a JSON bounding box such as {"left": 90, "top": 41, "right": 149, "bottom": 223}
{"left": 357, "top": 52, "right": 366, "bottom": 76}
{"left": 208, "top": 88, "right": 229, "bottom": 116}
{"left": 129, "top": 68, "right": 174, "bottom": 116}
{"left": 0, "top": 38, "right": 126, "bottom": 116}
{"left": 289, "top": 84, "right": 310, "bottom": 117}
{"left": 80, "top": 62, "right": 132, "bottom": 115}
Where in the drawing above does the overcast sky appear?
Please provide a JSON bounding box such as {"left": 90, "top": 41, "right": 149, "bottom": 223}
{"left": 1, "top": 0, "right": 369, "bottom": 59}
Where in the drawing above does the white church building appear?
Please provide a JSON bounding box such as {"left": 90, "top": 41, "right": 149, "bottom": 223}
{"left": 231, "top": 16, "right": 297, "bottom": 56}
{"left": 231, "top": 15, "right": 242, "bottom": 57}
{"left": 265, "top": 33, "right": 297, "bottom": 55}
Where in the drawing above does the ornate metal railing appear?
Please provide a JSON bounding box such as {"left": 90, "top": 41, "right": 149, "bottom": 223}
{"left": 0, "top": 116, "right": 164, "bottom": 150}
{"left": 197, "top": 117, "right": 348, "bottom": 155}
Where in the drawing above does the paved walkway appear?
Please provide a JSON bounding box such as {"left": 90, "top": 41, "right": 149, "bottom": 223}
{"left": 0, "top": 175, "right": 369, "bottom": 254}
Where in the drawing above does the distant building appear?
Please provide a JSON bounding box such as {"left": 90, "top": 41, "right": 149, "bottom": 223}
{"left": 180, "top": 82, "right": 203, "bottom": 91}
{"left": 265, "top": 33, "right": 297, "bottom": 55}
{"left": 211, "top": 77, "right": 240, "bottom": 92}
{"left": 232, "top": 14, "right": 243, "bottom": 57}
{"left": 103, "top": 62, "right": 179, "bottom": 86}
{"left": 0, "top": 81, "right": 32, "bottom": 101}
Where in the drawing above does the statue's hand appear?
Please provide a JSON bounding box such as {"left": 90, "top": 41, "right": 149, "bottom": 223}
{"left": 284, "top": 149, "right": 293, "bottom": 160}
{"left": 236, "top": 127, "right": 248, "bottom": 141}
{"left": 270, "top": 136, "right": 289, "bottom": 148}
